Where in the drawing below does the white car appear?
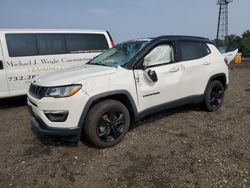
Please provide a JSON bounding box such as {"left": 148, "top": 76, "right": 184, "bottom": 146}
{"left": 27, "top": 36, "right": 229, "bottom": 148}
{"left": 0, "top": 29, "right": 114, "bottom": 98}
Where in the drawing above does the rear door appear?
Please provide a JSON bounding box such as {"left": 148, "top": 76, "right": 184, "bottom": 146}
{"left": 176, "top": 41, "right": 212, "bottom": 96}
{"left": 0, "top": 38, "right": 9, "bottom": 98}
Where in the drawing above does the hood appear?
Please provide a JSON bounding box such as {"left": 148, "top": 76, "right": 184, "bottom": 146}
{"left": 34, "top": 64, "right": 117, "bottom": 87}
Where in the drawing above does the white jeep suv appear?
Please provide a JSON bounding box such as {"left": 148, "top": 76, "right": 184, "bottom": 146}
{"left": 27, "top": 36, "right": 229, "bottom": 148}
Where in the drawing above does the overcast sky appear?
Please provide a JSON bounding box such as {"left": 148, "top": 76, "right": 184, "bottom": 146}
{"left": 1, "top": 0, "right": 249, "bottom": 42}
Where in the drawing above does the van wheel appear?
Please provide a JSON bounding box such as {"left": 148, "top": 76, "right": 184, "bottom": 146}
{"left": 84, "top": 100, "right": 130, "bottom": 148}
{"left": 204, "top": 80, "right": 225, "bottom": 112}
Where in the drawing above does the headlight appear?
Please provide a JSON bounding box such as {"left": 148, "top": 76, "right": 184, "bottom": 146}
{"left": 45, "top": 85, "right": 82, "bottom": 98}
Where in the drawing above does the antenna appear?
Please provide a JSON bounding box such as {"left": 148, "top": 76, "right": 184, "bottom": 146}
{"left": 216, "top": 0, "right": 233, "bottom": 46}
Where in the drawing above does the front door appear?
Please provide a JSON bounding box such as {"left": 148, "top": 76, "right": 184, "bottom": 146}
{"left": 0, "top": 40, "right": 9, "bottom": 98}
{"left": 134, "top": 44, "right": 184, "bottom": 112}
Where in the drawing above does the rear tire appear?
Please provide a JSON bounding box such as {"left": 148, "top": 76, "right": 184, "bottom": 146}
{"left": 204, "top": 80, "right": 225, "bottom": 112}
{"left": 84, "top": 100, "right": 130, "bottom": 148}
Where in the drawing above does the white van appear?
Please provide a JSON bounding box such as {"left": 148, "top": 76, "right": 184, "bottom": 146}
{"left": 0, "top": 29, "right": 114, "bottom": 98}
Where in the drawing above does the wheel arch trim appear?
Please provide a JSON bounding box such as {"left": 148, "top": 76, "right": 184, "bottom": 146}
{"left": 205, "top": 73, "right": 227, "bottom": 93}
{"left": 77, "top": 90, "right": 138, "bottom": 131}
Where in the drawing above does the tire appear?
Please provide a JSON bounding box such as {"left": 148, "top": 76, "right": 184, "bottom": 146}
{"left": 204, "top": 80, "right": 225, "bottom": 112}
{"left": 84, "top": 100, "right": 130, "bottom": 148}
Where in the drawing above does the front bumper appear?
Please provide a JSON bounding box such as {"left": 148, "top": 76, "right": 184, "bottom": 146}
{"left": 28, "top": 105, "right": 81, "bottom": 136}
{"left": 27, "top": 89, "right": 89, "bottom": 137}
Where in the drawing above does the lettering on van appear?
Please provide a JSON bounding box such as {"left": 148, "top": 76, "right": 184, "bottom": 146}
{"left": 28, "top": 63, "right": 82, "bottom": 73}
{"left": 6, "top": 60, "right": 38, "bottom": 67}
{"left": 8, "top": 74, "right": 37, "bottom": 82}
{"left": 5, "top": 57, "right": 92, "bottom": 68}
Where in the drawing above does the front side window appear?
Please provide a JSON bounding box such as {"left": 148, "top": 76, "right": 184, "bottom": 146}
{"left": 88, "top": 40, "right": 150, "bottom": 67}
{"left": 6, "top": 34, "right": 38, "bottom": 57}
{"left": 144, "top": 44, "right": 174, "bottom": 67}
{"left": 179, "top": 41, "right": 210, "bottom": 61}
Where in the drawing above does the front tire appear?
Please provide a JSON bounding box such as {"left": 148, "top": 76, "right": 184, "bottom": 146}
{"left": 84, "top": 100, "right": 130, "bottom": 148}
{"left": 204, "top": 80, "right": 225, "bottom": 112}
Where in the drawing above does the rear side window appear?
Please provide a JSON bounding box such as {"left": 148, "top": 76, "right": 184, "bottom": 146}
{"left": 6, "top": 33, "right": 109, "bottom": 57}
{"left": 65, "top": 34, "right": 109, "bottom": 53}
{"left": 6, "top": 34, "right": 38, "bottom": 57}
{"left": 179, "top": 41, "right": 210, "bottom": 61}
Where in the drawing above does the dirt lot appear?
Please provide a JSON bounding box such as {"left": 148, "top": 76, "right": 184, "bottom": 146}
{"left": 0, "top": 62, "right": 249, "bottom": 188}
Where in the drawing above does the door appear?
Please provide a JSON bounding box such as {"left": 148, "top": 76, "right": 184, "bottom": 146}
{"left": 177, "top": 41, "right": 212, "bottom": 96}
{"left": 134, "top": 44, "right": 184, "bottom": 112}
{"left": 0, "top": 39, "right": 9, "bottom": 98}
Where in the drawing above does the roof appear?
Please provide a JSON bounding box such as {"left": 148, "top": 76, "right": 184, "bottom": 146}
{"left": 125, "top": 35, "right": 213, "bottom": 44}
{"left": 0, "top": 29, "right": 107, "bottom": 33}
{"left": 152, "top": 35, "right": 213, "bottom": 44}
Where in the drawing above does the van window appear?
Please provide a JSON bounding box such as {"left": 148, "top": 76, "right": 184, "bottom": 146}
{"left": 37, "top": 34, "right": 67, "bottom": 55}
{"left": 65, "top": 34, "right": 109, "bottom": 53}
{"left": 6, "top": 34, "right": 38, "bottom": 57}
{"left": 6, "top": 33, "right": 109, "bottom": 57}
{"left": 179, "top": 41, "right": 210, "bottom": 61}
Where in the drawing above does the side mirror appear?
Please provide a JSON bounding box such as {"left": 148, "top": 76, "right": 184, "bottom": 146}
{"left": 146, "top": 69, "right": 158, "bottom": 82}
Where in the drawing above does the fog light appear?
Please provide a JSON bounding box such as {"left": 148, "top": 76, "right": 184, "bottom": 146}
{"left": 44, "top": 110, "right": 69, "bottom": 122}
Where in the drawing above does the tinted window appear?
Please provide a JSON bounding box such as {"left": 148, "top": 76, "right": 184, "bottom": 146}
{"left": 6, "top": 33, "right": 109, "bottom": 57}
{"left": 65, "top": 34, "right": 108, "bottom": 53}
{"left": 179, "top": 41, "right": 210, "bottom": 61}
{"left": 37, "top": 34, "right": 66, "bottom": 55}
{"left": 6, "top": 34, "right": 38, "bottom": 57}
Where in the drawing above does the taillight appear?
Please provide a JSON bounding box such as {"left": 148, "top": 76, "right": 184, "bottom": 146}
{"left": 224, "top": 58, "right": 229, "bottom": 66}
{"left": 111, "top": 41, "right": 115, "bottom": 47}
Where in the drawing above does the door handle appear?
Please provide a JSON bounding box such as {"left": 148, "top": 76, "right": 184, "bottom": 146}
{"left": 0, "top": 60, "right": 3, "bottom": 70}
{"left": 203, "top": 62, "right": 211, "bottom": 65}
{"left": 169, "top": 67, "right": 179, "bottom": 73}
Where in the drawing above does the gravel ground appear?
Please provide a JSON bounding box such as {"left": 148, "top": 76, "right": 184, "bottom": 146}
{"left": 0, "top": 62, "right": 249, "bottom": 188}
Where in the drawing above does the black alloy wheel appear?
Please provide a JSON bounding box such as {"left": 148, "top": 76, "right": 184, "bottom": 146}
{"left": 209, "top": 85, "right": 223, "bottom": 108}
{"left": 97, "top": 110, "right": 125, "bottom": 142}
{"left": 204, "top": 80, "right": 225, "bottom": 112}
{"left": 84, "top": 100, "right": 130, "bottom": 148}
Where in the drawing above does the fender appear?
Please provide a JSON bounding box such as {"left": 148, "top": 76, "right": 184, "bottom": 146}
{"left": 77, "top": 90, "right": 138, "bottom": 131}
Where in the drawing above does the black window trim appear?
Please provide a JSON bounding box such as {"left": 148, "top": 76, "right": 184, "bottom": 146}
{"left": 5, "top": 33, "right": 109, "bottom": 57}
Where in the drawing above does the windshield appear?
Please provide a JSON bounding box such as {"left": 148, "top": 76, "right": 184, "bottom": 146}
{"left": 88, "top": 40, "right": 150, "bottom": 67}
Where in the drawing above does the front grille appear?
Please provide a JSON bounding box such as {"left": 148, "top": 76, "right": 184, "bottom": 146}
{"left": 29, "top": 83, "right": 47, "bottom": 99}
